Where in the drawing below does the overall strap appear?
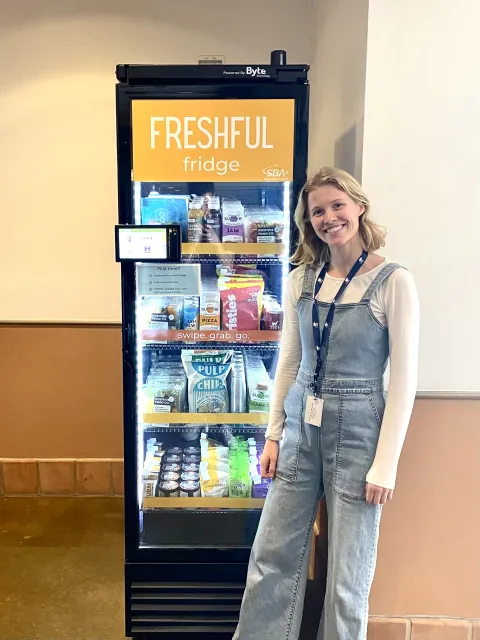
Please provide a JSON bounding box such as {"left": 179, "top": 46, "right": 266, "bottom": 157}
{"left": 361, "top": 263, "right": 403, "bottom": 301}
{"left": 300, "top": 264, "right": 321, "bottom": 300}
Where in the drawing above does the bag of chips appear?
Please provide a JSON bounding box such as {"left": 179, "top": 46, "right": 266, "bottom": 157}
{"left": 181, "top": 350, "right": 233, "bottom": 413}
{"left": 199, "top": 467, "right": 229, "bottom": 497}
{"left": 218, "top": 276, "right": 264, "bottom": 331}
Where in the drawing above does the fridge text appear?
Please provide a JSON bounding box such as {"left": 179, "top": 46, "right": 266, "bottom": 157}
{"left": 150, "top": 116, "right": 274, "bottom": 150}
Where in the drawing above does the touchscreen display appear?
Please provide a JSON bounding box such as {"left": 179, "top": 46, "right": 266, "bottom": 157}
{"left": 118, "top": 227, "right": 167, "bottom": 260}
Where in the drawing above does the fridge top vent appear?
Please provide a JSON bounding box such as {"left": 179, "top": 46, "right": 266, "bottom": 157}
{"left": 116, "top": 64, "right": 309, "bottom": 85}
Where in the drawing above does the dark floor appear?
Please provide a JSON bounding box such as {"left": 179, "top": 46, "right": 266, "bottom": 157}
{"left": 0, "top": 497, "right": 125, "bottom": 640}
{"left": 0, "top": 498, "right": 323, "bottom": 640}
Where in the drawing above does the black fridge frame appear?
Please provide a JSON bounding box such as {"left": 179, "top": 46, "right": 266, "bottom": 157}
{"left": 116, "top": 70, "right": 309, "bottom": 638}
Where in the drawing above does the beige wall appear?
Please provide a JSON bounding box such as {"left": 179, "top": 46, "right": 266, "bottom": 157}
{"left": 362, "top": 0, "right": 480, "bottom": 392}
{"left": 308, "top": 0, "right": 368, "bottom": 178}
{"left": 0, "top": 0, "right": 312, "bottom": 323}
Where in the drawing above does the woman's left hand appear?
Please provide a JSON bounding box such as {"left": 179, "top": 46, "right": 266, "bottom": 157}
{"left": 366, "top": 483, "right": 393, "bottom": 505}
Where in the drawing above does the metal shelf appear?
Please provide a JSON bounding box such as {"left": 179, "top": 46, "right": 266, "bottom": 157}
{"left": 143, "top": 424, "right": 267, "bottom": 434}
{"left": 181, "top": 242, "right": 286, "bottom": 265}
{"left": 142, "top": 413, "right": 268, "bottom": 425}
{"left": 143, "top": 342, "right": 279, "bottom": 352}
{"left": 182, "top": 255, "right": 283, "bottom": 266}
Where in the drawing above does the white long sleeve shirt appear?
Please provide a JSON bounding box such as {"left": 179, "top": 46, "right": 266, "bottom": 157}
{"left": 266, "top": 259, "right": 420, "bottom": 490}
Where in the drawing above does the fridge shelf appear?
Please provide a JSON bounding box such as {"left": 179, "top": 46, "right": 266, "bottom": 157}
{"left": 143, "top": 497, "right": 265, "bottom": 510}
{"left": 142, "top": 413, "right": 269, "bottom": 425}
{"left": 143, "top": 342, "right": 280, "bottom": 352}
{"left": 182, "top": 254, "right": 283, "bottom": 265}
{"left": 181, "top": 242, "right": 285, "bottom": 256}
{"left": 143, "top": 425, "right": 267, "bottom": 434}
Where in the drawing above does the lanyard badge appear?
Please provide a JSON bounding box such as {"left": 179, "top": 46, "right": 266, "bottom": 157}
{"left": 311, "top": 250, "right": 368, "bottom": 400}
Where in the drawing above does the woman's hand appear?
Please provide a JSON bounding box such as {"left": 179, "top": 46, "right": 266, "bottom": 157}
{"left": 260, "top": 440, "right": 279, "bottom": 479}
{"left": 366, "top": 483, "right": 393, "bottom": 505}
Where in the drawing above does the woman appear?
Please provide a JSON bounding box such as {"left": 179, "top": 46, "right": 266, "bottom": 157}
{"left": 233, "top": 167, "right": 419, "bottom": 640}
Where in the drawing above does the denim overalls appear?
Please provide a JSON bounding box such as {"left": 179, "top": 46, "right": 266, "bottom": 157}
{"left": 234, "top": 262, "right": 401, "bottom": 640}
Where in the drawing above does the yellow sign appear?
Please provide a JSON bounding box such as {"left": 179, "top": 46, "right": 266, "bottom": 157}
{"left": 132, "top": 99, "right": 294, "bottom": 182}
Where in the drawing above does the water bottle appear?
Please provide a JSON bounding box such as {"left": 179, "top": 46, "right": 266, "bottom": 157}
{"left": 231, "top": 355, "right": 246, "bottom": 413}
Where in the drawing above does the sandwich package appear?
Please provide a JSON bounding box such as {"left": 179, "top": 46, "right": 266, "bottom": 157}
{"left": 141, "top": 296, "right": 183, "bottom": 330}
{"left": 244, "top": 206, "right": 285, "bottom": 243}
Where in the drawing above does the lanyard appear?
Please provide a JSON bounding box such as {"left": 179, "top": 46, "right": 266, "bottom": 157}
{"left": 312, "top": 250, "right": 368, "bottom": 395}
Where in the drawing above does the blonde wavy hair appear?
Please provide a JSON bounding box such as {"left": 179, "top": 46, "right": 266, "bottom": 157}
{"left": 291, "top": 167, "right": 386, "bottom": 266}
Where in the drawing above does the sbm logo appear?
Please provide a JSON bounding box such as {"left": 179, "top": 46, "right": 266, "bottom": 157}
{"left": 263, "top": 165, "right": 289, "bottom": 179}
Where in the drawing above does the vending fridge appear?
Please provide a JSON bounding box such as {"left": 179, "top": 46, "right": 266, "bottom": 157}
{"left": 115, "top": 56, "right": 309, "bottom": 639}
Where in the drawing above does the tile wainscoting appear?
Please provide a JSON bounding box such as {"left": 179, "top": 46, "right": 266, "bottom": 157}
{"left": 369, "top": 618, "right": 480, "bottom": 639}
{"left": 0, "top": 458, "right": 124, "bottom": 496}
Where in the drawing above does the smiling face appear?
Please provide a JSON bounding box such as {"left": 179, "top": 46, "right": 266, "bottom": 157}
{"left": 308, "top": 185, "right": 365, "bottom": 248}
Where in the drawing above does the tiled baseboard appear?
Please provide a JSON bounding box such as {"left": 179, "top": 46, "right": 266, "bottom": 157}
{"left": 368, "top": 617, "right": 480, "bottom": 639}
{"left": 0, "top": 458, "right": 124, "bottom": 496}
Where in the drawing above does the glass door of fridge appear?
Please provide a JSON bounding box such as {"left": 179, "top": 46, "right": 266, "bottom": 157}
{"left": 133, "top": 180, "right": 291, "bottom": 548}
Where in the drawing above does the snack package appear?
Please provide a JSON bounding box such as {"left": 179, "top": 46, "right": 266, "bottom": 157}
{"left": 199, "top": 459, "right": 230, "bottom": 474}
{"left": 200, "top": 467, "right": 229, "bottom": 497}
{"left": 200, "top": 433, "right": 229, "bottom": 458}
{"left": 221, "top": 200, "right": 245, "bottom": 242}
{"left": 141, "top": 296, "right": 184, "bottom": 330}
{"left": 143, "top": 478, "right": 158, "bottom": 498}
{"left": 200, "top": 278, "right": 221, "bottom": 330}
{"left": 228, "top": 435, "right": 252, "bottom": 497}
{"left": 218, "top": 276, "right": 264, "bottom": 331}
{"left": 181, "top": 350, "right": 233, "bottom": 413}
{"left": 183, "top": 296, "right": 200, "bottom": 330}
{"left": 183, "top": 350, "right": 233, "bottom": 365}
{"left": 229, "top": 471, "right": 251, "bottom": 498}
{"left": 144, "top": 361, "right": 187, "bottom": 413}
{"left": 244, "top": 353, "right": 272, "bottom": 412}
{"left": 244, "top": 207, "right": 285, "bottom": 243}
{"left": 251, "top": 476, "right": 272, "bottom": 498}
{"left": 142, "top": 440, "right": 165, "bottom": 499}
